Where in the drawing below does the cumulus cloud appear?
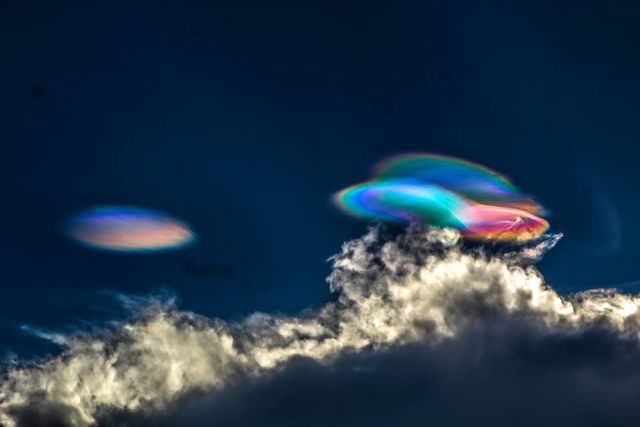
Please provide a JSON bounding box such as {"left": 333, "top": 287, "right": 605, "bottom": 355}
{"left": 2, "top": 227, "right": 640, "bottom": 427}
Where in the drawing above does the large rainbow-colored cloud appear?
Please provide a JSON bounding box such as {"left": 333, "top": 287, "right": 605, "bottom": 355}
{"left": 333, "top": 154, "right": 549, "bottom": 241}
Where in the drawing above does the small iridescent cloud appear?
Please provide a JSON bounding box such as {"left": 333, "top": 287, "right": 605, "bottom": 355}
{"left": 64, "top": 206, "right": 196, "bottom": 252}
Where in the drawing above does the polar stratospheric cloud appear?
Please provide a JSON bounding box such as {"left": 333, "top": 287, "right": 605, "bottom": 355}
{"left": 63, "top": 206, "right": 196, "bottom": 252}
{"left": 3, "top": 226, "right": 640, "bottom": 426}
{"left": 334, "top": 154, "right": 549, "bottom": 240}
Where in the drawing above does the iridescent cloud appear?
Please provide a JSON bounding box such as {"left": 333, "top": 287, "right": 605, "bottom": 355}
{"left": 333, "top": 153, "right": 549, "bottom": 241}
{"left": 333, "top": 179, "right": 467, "bottom": 228}
{"left": 460, "top": 204, "right": 549, "bottom": 241}
{"left": 64, "top": 206, "right": 196, "bottom": 252}
{"left": 374, "top": 153, "right": 544, "bottom": 214}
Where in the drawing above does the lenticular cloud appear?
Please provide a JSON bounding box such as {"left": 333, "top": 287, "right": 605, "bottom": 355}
{"left": 63, "top": 206, "right": 196, "bottom": 253}
{"left": 2, "top": 227, "right": 640, "bottom": 426}
{"left": 333, "top": 154, "right": 549, "bottom": 241}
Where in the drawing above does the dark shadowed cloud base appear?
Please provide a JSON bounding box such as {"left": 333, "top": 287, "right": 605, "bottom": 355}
{"left": 98, "top": 328, "right": 640, "bottom": 427}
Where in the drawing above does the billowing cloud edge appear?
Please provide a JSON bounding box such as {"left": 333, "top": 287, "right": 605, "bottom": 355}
{"left": 1, "top": 227, "right": 639, "bottom": 427}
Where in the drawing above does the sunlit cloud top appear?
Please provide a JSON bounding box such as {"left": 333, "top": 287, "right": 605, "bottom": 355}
{"left": 63, "top": 206, "right": 196, "bottom": 252}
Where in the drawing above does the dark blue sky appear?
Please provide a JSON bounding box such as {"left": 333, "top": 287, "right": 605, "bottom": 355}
{"left": 2, "top": 0, "right": 640, "bottom": 357}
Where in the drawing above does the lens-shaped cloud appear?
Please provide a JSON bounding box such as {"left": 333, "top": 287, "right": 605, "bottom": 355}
{"left": 63, "top": 206, "right": 196, "bottom": 252}
{"left": 333, "top": 179, "right": 467, "bottom": 227}
{"left": 374, "top": 153, "right": 544, "bottom": 214}
{"left": 334, "top": 154, "right": 548, "bottom": 241}
{"left": 461, "top": 204, "right": 549, "bottom": 241}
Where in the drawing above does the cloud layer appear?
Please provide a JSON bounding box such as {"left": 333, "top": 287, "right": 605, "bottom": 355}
{"left": 2, "top": 227, "right": 640, "bottom": 426}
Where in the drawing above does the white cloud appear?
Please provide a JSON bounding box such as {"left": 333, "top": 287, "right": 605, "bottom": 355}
{"left": 19, "top": 325, "right": 69, "bottom": 346}
{"left": 2, "top": 227, "right": 640, "bottom": 427}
